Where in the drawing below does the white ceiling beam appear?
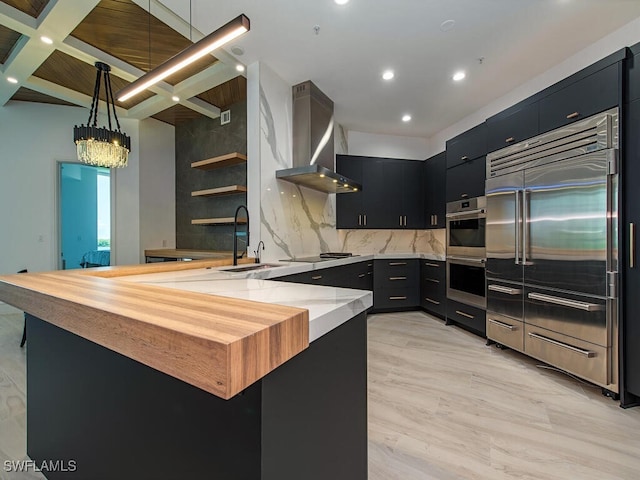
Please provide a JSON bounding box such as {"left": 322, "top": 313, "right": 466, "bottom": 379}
{"left": 25, "top": 76, "right": 128, "bottom": 117}
{"left": 171, "top": 61, "right": 240, "bottom": 100}
{"left": 181, "top": 96, "right": 221, "bottom": 119}
{"left": 0, "top": 2, "right": 36, "bottom": 36}
{"left": 0, "top": 0, "right": 101, "bottom": 105}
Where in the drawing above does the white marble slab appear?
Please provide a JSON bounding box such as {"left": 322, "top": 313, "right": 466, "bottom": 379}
{"left": 119, "top": 269, "right": 372, "bottom": 342}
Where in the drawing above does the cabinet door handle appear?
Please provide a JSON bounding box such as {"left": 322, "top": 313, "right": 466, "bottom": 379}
{"left": 404, "top": 215, "right": 407, "bottom": 226}
{"left": 566, "top": 111, "right": 580, "bottom": 119}
{"left": 488, "top": 318, "right": 515, "bottom": 331}
{"left": 505, "top": 136, "right": 515, "bottom": 143}
{"left": 631, "top": 223, "right": 636, "bottom": 269}
{"left": 488, "top": 284, "right": 521, "bottom": 295}
{"left": 390, "top": 296, "right": 407, "bottom": 300}
{"left": 527, "top": 292, "right": 604, "bottom": 311}
{"left": 358, "top": 273, "right": 366, "bottom": 278}
{"left": 424, "top": 262, "right": 440, "bottom": 267}
{"left": 461, "top": 155, "right": 468, "bottom": 161}
{"left": 425, "top": 278, "right": 439, "bottom": 284}
{"left": 455, "top": 310, "right": 474, "bottom": 319}
{"left": 528, "top": 332, "right": 596, "bottom": 358}
{"left": 389, "top": 262, "right": 407, "bottom": 266}
{"left": 311, "top": 275, "right": 323, "bottom": 280}
{"left": 433, "top": 214, "right": 437, "bottom": 225}
{"left": 399, "top": 215, "right": 403, "bottom": 226}
{"left": 389, "top": 276, "right": 407, "bottom": 281}
{"left": 461, "top": 193, "right": 469, "bottom": 199}
{"left": 358, "top": 214, "right": 362, "bottom": 226}
{"left": 364, "top": 214, "right": 367, "bottom": 226}
{"left": 425, "top": 297, "right": 440, "bottom": 305}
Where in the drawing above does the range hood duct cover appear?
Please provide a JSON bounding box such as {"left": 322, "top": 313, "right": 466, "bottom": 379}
{"left": 275, "top": 81, "right": 360, "bottom": 194}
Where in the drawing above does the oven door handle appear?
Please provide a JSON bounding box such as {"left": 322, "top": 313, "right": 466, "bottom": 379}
{"left": 447, "top": 256, "right": 486, "bottom": 265}
{"left": 446, "top": 208, "right": 486, "bottom": 219}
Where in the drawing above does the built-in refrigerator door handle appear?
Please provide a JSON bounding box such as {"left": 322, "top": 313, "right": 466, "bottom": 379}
{"left": 515, "top": 190, "right": 521, "bottom": 265}
{"left": 631, "top": 223, "right": 636, "bottom": 269}
{"left": 522, "top": 189, "right": 529, "bottom": 266}
{"left": 488, "top": 284, "right": 522, "bottom": 295}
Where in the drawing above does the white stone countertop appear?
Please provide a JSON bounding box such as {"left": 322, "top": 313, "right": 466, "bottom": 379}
{"left": 120, "top": 252, "right": 442, "bottom": 342}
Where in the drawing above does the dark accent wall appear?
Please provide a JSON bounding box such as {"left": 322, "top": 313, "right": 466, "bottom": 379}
{"left": 175, "top": 100, "right": 247, "bottom": 250}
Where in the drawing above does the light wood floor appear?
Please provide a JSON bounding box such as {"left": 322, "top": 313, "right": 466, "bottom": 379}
{"left": 368, "top": 311, "right": 640, "bottom": 480}
{"left": 1, "top": 311, "right": 640, "bottom": 479}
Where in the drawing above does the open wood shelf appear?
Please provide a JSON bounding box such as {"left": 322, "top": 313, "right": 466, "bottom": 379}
{"left": 191, "top": 217, "right": 248, "bottom": 226}
{"left": 191, "top": 153, "right": 247, "bottom": 170}
{"left": 191, "top": 185, "right": 247, "bottom": 197}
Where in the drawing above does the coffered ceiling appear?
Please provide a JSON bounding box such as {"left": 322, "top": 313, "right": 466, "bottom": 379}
{"left": 0, "top": 0, "right": 247, "bottom": 125}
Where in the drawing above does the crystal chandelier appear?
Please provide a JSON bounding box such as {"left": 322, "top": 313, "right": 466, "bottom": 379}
{"left": 74, "top": 62, "right": 131, "bottom": 168}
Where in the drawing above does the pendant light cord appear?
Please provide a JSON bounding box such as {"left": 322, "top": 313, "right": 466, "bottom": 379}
{"left": 89, "top": 67, "right": 101, "bottom": 127}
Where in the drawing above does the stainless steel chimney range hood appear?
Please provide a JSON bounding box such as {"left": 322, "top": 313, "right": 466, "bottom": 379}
{"left": 275, "top": 81, "right": 361, "bottom": 194}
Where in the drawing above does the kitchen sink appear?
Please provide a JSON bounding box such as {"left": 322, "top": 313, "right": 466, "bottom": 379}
{"left": 220, "top": 263, "right": 283, "bottom": 272}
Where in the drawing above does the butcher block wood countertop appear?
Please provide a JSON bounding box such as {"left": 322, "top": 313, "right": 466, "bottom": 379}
{"left": 0, "top": 258, "right": 309, "bottom": 400}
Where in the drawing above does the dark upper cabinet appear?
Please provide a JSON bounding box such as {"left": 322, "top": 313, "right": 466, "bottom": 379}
{"left": 486, "top": 100, "right": 539, "bottom": 154}
{"left": 627, "top": 43, "right": 640, "bottom": 103}
{"left": 446, "top": 123, "right": 487, "bottom": 169}
{"left": 445, "top": 155, "right": 486, "bottom": 203}
{"left": 423, "top": 152, "right": 446, "bottom": 228}
{"left": 539, "top": 62, "right": 619, "bottom": 134}
{"left": 401, "top": 160, "right": 424, "bottom": 228}
{"left": 623, "top": 98, "right": 640, "bottom": 402}
{"left": 336, "top": 155, "right": 363, "bottom": 229}
{"left": 336, "top": 155, "right": 423, "bottom": 229}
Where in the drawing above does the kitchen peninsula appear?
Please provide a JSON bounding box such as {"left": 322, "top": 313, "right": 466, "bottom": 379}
{"left": 0, "top": 258, "right": 372, "bottom": 480}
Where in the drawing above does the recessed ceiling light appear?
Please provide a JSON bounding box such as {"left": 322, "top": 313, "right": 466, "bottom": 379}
{"left": 236, "top": 64, "right": 245, "bottom": 72}
{"left": 440, "top": 20, "right": 456, "bottom": 32}
{"left": 453, "top": 71, "right": 466, "bottom": 82}
{"left": 7, "top": 77, "right": 18, "bottom": 84}
{"left": 335, "top": 0, "right": 350, "bottom": 5}
{"left": 402, "top": 114, "right": 412, "bottom": 122}
{"left": 231, "top": 45, "right": 245, "bottom": 56}
{"left": 40, "top": 36, "right": 53, "bottom": 45}
{"left": 382, "top": 70, "right": 394, "bottom": 81}
{"left": 171, "top": 95, "right": 180, "bottom": 101}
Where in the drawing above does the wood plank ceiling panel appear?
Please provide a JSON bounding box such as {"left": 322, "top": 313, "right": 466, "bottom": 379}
{"left": 1, "top": 0, "right": 49, "bottom": 18}
{"left": 11, "top": 86, "right": 79, "bottom": 106}
{"left": 151, "top": 104, "right": 204, "bottom": 126}
{"left": 196, "top": 76, "right": 247, "bottom": 109}
{"left": 33, "top": 50, "right": 155, "bottom": 110}
{"left": 70, "top": 0, "right": 218, "bottom": 86}
{"left": 0, "top": 23, "right": 21, "bottom": 64}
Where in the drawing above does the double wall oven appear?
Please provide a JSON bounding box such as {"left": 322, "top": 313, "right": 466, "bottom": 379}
{"left": 446, "top": 196, "right": 486, "bottom": 309}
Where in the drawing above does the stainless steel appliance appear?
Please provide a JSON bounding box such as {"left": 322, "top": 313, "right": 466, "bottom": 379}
{"left": 446, "top": 196, "right": 487, "bottom": 309}
{"left": 485, "top": 107, "right": 619, "bottom": 393}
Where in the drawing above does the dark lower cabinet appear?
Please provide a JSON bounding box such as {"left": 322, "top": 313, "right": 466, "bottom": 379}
{"left": 275, "top": 261, "right": 372, "bottom": 290}
{"left": 445, "top": 156, "right": 486, "bottom": 202}
{"left": 446, "top": 299, "right": 486, "bottom": 336}
{"left": 373, "top": 259, "right": 419, "bottom": 311}
{"left": 420, "top": 260, "right": 446, "bottom": 317}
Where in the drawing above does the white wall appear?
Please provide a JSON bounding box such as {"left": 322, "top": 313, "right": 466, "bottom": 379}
{"left": 0, "top": 100, "right": 174, "bottom": 275}
{"left": 427, "top": 16, "right": 640, "bottom": 157}
{"left": 347, "top": 131, "right": 430, "bottom": 160}
{"left": 138, "top": 117, "right": 176, "bottom": 260}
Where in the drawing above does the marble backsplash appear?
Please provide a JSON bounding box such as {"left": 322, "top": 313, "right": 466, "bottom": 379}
{"left": 255, "top": 63, "right": 445, "bottom": 262}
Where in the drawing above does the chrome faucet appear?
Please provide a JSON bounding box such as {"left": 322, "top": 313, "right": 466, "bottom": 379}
{"left": 254, "top": 241, "right": 265, "bottom": 263}
{"left": 233, "top": 205, "right": 250, "bottom": 266}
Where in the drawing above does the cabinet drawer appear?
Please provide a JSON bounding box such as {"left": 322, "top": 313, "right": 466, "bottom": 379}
{"left": 486, "top": 280, "right": 523, "bottom": 321}
{"left": 421, "top": 292, "right": 445, "bottom": 317}
{"left": 487, "top": 313, "right": 524, "bottom": 352}
{"left": 446, "top": 299, "right": 486, "bottom": 335}
{"left": 374, "top": 287, "right": 419, "bottom": 310}
{"left": 374, "top": 260, "right": 419, "bottom": 288}
{"left": 446, "top": 123, "right": 487, "bottom": 169}
{"left": 486, "top": 101, "right": 539, "bottom": 154}
{"left": 421, "top": 260, "right": 445, "bottom": 281}
{"left": 539, "top": 63, "right": 619, "bottom": 133}
{"left": 524, "top": 324, "right": 610, "bottom": 388}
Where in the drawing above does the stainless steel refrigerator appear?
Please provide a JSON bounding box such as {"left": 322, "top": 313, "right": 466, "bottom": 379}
{"left": 485, "top": 107, "right": 619, "bottom": 394}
